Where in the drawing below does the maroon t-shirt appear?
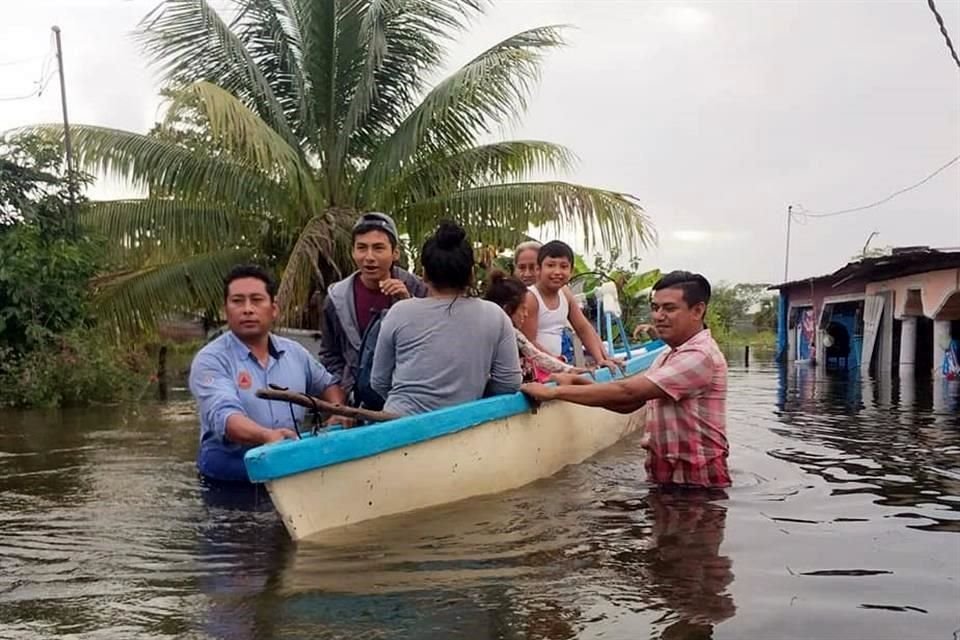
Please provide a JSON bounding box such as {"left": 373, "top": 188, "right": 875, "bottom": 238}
{"left": 353, "top": 276, "right": 392, "bottom": 336}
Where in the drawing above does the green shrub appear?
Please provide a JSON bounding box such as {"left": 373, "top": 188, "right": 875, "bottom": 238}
{"left": 0, "top": 223, "right": 98, "bottom": 351}
{"left": 0, "top": 329, "right": 151, "bottom": 408}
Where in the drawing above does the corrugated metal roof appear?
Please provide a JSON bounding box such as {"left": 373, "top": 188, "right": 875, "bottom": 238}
{"left": 769, "top": 247, "right": 960, "bottom": 291}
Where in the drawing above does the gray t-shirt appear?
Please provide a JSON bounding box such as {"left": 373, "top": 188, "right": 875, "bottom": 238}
{"left": 371, "top": 296, "right": 522, "bottom": 416}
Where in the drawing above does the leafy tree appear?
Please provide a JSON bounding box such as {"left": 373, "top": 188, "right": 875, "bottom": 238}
{"left": 707, "top": 282, "right": 776, "bottom": 340}
{"left": 23, "top": 0, "right": 653, "bottom": 333}
{"left": 0, "top": 134, "right": 151, "bottom": 407}
{"left": 753, "top": 297, "right": 777, "bottom": 332}
{"left": 0, "top": 133, "right": 97, "bottom": 350}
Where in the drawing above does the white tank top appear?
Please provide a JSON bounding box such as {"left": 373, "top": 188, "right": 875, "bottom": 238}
{"left": 528, "top": 285, "right": 568, "bottom": 356}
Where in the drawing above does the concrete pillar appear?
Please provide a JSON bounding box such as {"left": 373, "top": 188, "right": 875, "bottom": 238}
{"left": 933, "top": 319, "right": 951, "bottom": 377}
{"left": 877, "top": 292, "right": 894, "bottom": 373}
{"left": 787, "top": 316, "right": 797, "bottom": 362}
{"left": 899, "top": 317, "right": 917, "bottom": 369}
{"left": 933, "top": 377, "right": 946, "bottom": 414}
{"left": 899, "top": 366, "right": 915, "bottom": 409}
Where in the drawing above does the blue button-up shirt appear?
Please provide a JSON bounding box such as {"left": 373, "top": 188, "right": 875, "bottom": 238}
{"left": 188, "top": 331, "right": 338, "bottom": 482}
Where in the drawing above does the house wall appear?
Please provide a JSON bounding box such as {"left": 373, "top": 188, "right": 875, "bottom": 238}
{"left": 782, "top": 278, "right": 867, "bottom": 315}
{"left": 865, "top": 268, "right": 960, "bottom": 319}
{"left": 780, "top": 279, "right": 867, "bottom": 364}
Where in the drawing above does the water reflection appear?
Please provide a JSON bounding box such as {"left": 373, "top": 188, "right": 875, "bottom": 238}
{"left": 603, "top": 489, "right": 734, "bottom": 640}
{"left": 1, "top": 369, "right": 958, "bottom": 639}
{"left": 773, "top": 364, "right": 960, "bottom": 532}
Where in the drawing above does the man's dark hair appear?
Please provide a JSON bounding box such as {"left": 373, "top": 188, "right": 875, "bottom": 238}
{"left": 537, "top": 240, "right": 574, "bottom": 266}
{"left": 421, "top": 220, "right": 474, "bottom": 291}
{"left": 223, "top": 264, "right": 278, "bottom": 301}
{"left": 652, "top": 270, "right": 711, "bottom": 307}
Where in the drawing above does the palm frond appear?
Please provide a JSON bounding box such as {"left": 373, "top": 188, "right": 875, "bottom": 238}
{"left": 378, "top": 140, "right": 577, "bottom": 211}
{"left": 92, "top": 249, "right": 251, "bottom": 335}
{"left": 295, "top": 0, "right": 339, "bottom": 169}
{"left": 20, "top": 124, "right": 291, "bottom": 212}
{"left": 399, "top": 181, "right": 654, "bottom": 254}
{"left": 358, "top": 25, "right": 567, "bottom": 201}
{"left": 137, "top": 0, "right": 299, "bottom": 147}
{"left": 232, "top": 0, "right": 312, "bottom": 143}
{"left": 337, "top": 0, "right": 488, "bottom": 165}
{"left": 85, "top": 198, "right": 245, "bottom": 261}
{"left": 178, "top": 81, "right": 320, "bottom": 213}
{"left": 275, "top": 210, "right": 341, "bottom": 324}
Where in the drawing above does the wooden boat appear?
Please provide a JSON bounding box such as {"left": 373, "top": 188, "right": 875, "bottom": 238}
{"left": 244, "top": 341, "right": 668, "bottom": 541}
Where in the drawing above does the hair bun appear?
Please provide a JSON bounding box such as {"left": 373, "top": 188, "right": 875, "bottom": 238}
{"left": 434, "top": 221, "right": 466, "bottom": 249}
{"left": 487, "top": 269, "right": 507, "bottom": 285}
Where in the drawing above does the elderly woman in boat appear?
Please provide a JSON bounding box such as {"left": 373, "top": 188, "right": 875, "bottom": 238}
{"left": 370, "top": 221, "right": 522, "bottom": 415}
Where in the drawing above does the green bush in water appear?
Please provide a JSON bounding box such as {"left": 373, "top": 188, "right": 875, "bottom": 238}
{"left": 0, "top": 329, "right": 151, "bottom": 408}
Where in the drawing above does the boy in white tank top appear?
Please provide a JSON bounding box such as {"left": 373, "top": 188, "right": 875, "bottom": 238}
{"left": 520, "top": 240, "right": 623, "bottom": 372}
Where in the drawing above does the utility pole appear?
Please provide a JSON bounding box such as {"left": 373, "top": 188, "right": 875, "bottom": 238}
{"left": 782, "top": 205, "right": 792, "bottom": 282}
{"left": 52, "top": 26, "right": 76, "bottom": 217}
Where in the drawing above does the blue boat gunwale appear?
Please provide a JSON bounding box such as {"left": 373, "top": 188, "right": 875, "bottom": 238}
{"left": 244, "top": 341, "right": 667, "bottom": 483}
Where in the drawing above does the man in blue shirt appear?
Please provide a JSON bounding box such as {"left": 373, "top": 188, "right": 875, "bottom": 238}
{"left": 189, "top": 265, "right": 347, "bottom": 483}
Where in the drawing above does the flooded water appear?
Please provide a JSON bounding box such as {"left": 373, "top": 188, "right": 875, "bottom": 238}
{"left": 1, "top": 364, "right": 959, "bottom": 640}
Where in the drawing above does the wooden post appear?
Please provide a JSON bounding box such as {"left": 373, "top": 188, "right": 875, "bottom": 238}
{"left": 157, "top": 345, "right": 168, "bottom": 400}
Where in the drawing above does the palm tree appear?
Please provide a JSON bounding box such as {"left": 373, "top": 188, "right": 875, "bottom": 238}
{"left": 26, "top": 0, "right": 653, "bottom": 332}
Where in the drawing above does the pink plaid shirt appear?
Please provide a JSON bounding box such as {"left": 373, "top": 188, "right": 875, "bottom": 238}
{"left": 643, "top": 329, "right": 730, "bottom": 488}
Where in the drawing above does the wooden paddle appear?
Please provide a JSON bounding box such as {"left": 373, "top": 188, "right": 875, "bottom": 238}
{"left": 255, "top": 388, "right": 399, "bottom": 423}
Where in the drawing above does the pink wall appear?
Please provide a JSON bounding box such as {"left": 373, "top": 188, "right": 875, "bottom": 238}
{"left": 785, "top": 278, "right": 867, "bottom": 320}
{"left": 865, "top": 268, "right": 960, "bottom": 319}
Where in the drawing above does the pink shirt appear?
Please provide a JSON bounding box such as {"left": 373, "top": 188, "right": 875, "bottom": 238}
{"left": 643, "top": 329, "right": 730, "bottom": 488}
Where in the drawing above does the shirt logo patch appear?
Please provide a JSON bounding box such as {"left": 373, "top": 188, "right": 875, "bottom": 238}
{"left": 237, "top": 370, "right": 253, "bottom": 390}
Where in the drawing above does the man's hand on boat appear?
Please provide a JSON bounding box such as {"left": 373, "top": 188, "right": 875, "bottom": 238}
{"left": 521, "top": 382, "right": 557, "bottom": 402}
{"left": 263, "top": 428, "right": 299, "bottom": 444}
{"left": 522, "top": 372, "right": 595, "bottom": 402}
{"left": 548, "top": 372, "right": 596, "bottom": 386}
{"left": 324, "top": 414, "right": 357, "bottom": 429}
{"left": 598, "top": 357, "right": 626, "bottom": 375}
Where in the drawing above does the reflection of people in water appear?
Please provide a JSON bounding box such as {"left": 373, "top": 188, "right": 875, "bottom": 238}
{"left": 197, "top": 486, "right": 292, "bottom": 640}
{"left": 607, "top": 488, "right": 735, "bottom": 639}
{"left": 647, "top": 489, "right": 735, "bottom": 639}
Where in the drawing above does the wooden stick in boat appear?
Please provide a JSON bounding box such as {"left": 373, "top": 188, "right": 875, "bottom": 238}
{"left": 255, "top": 388, "right": 399, "bottom": 423}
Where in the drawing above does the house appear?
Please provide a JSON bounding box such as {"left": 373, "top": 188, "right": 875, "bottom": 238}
{"left": 771, "top": 247, "right": 960, "bottom": 376}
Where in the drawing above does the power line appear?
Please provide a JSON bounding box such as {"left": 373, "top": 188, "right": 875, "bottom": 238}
{"left": 0, "top": 70, "right": 56, "bottom": 102}
{"left": 794, "top": 153, "right": 960, "bottom": 219}
{"left": 927, "top": 0, "right": 960, "bottom": 70}
{"left": 0, "top": 90, "right": 43, "bottom": 102}
{"left": 0, "top": 35, "right": 56, "bottom": 102}
{"left": 0, "top": 55, "right": 44, "bottom": 67}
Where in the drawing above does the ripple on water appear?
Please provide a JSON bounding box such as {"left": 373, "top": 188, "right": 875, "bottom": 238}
{"left": 0, "top": 366, "right": 958, "bottom": 639}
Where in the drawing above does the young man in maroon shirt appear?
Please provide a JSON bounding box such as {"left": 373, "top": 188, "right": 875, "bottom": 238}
{"left": 319, "top": 212, "right": 428, "bottom": 400}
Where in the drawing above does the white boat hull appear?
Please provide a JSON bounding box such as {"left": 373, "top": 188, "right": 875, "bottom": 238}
{"left": 265, "top": 401, "right": 645, "bottom": 541}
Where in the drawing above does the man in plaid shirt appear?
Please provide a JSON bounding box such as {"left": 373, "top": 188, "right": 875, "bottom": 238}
{"left": 521, "top": 271, "right": 730, "bottom": 489}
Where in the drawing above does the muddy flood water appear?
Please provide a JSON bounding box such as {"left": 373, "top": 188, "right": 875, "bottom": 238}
{"left": 1, "top": 363, "right": 959, "bottom": 640}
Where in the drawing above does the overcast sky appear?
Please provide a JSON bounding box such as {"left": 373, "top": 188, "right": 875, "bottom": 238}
{"left": 2, "top": 0, "right": 958, "bottom": 285}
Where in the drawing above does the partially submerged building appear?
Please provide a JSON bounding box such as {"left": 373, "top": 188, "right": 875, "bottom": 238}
{"left": 772, "top": 247, "right": 960, "bottom": 376}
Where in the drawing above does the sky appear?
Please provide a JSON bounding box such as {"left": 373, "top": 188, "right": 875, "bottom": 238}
{"left": 1, "top": 0, "right": 958, "bottom": 286}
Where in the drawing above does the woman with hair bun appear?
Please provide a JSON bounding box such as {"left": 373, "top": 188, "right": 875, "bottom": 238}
{"left": 484, "top": 271, "right": 591, "bottom": 383}
{"left": 370, "top": 221, "right": 522, "bottom": 415}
